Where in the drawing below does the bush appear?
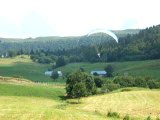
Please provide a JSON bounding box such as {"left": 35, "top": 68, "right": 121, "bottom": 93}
{"left": 94, "top": 77, "right": 103, "bottom": 87}
{"left": 101, "top": 82, "right": 120, "bottom": 93}
{"left": 145, "top": 116, "right": 152, "bottom": 120}
{"left": 51, "top": 71, "right": 59, "bottom": 79}
{"left": 123, "top": 114, "right": 130, "bottom": 120}
{"left": 113, "top": 76, "right": 135, "bottom": 87}
{"left": 135, "top": 77, "right": 148, "bottom": 88}
{"left": 113, "top": 76, "right": 160, "bottom": 89}
{"left": 147, "top": 80, "right": 160, "bottom": 89}
{"left": 56, "top": 56, "right": 66, "bottom": 68}
{"left": 104, "top": 65, "right": 114, "bottom": 77}
{"left": 107, "top": 110, "right": 120, "bottom": 118}
{"left": 93, "top": 72, "right": 99, "bottom": 76}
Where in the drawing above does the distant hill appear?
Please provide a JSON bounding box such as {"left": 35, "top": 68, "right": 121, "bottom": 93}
{"left": 0, "top": 29, "right": 140, "bottom": 55}
{"left": 0, "top": 29, "right": 140, "bottom": 43}
{"left": 113, "top": 29, "right": 140, "bottom": 37}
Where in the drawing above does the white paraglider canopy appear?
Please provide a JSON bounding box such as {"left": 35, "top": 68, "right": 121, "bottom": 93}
{"left": 87, "top": 29, "right": 118, "bottom": 43}
{"left": 87, "top": 29, "right": 118, "bottom": 58}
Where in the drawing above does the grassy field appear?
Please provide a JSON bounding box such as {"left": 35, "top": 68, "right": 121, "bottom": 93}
{"left": 81, "top": 89, "right": 160, "bottom": 119}
{"left": 56, "top": 59, "right": 160, "bottom": 80}
{"left": 0, "top": 55, "right": 54, "bottom": 82}
{"left": 0, "top": 80, "right": 160, "bottom": 120}
{"left": 0, "top": 82, "right": 107, "bottom": 120}
{"left": 0, "top": 56, "right": 160, "bottom": 83}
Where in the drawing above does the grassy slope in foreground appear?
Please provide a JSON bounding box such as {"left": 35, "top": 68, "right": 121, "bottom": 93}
{"left": 0, "top": 82, "right": 107, "bottom": 120}
{"left": 0, "top": 82, "right": 160, "bottom": 120}
{"left": 81, "top": 89, "right": 160, "bottom": 119}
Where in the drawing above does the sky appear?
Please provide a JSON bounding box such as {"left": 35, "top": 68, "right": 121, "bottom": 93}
{"left": 0, "top": 0, "right": 160, "bottom": 38}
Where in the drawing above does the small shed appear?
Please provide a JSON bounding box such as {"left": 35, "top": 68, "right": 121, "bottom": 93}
{"left": 45, "top": 71, "right": 53, "bottom": 76}
{"left": 57, "top": 71, "right": 63, "bottom": 77}
{"left": 91, "top": 70, "right": 107, "bottom": 77}
{"left": 44, "top": 71, "right": 63, "bottom": 77}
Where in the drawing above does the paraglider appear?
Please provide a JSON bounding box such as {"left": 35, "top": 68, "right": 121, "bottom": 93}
{"left": 87, "top": 29, "right": 118, "bottom": 58}
{"left": 87, "top": 29, "right": 118, "bottom": 43}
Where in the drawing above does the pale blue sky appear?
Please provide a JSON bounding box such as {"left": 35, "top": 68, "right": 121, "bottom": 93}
{"left": 0, "top": 0, "right": 160, "bottom": 38}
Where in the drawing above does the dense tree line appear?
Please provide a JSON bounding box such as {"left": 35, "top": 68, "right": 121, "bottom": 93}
{"left": 53, "top": 25, "right": 160, "bottom": 63}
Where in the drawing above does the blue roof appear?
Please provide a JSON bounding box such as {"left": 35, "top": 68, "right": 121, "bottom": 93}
{"left": 91, "top": 70, "right": 107, "bottom": 75}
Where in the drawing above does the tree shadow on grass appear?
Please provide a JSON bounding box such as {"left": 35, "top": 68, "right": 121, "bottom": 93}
{"left": 58, "top": 95, "right": 80, "bottom": 104}
{"left": 58, "top": 95, "right": 68, "bottom": 100}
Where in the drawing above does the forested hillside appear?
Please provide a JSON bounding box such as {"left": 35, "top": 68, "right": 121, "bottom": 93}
{"left": 53, "top": 25, "right": 160, "bottom": 63}
{"left": 28, "top": 25, "right": 159, "bottom": 64}
{"left": 0, "top": 25, "right": 160, "bottom": 64}
{"left": 0, "top": 29, "right": 139, "bottom": 54}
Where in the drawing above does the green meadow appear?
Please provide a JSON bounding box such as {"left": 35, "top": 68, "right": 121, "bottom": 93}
{"left": 0, "top": 56, "right": 160, "bottom": 119}
{"left": 57, "top": 59, "right": 160, "bottom": 80}
{"left": 0, "top": 81, "right": 160, "bottom": 120}
{"left": 0, "top": 55, "right": 52, "bottom": 82}
{"left": 0, "top": 56, "right": 160, "bottom": 83}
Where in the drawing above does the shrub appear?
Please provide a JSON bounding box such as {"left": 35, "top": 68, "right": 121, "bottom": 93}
{"left": 93, "top": 72, "right": 99, "bottom": 76}
{"left": 94, "top": 77, "right": 103, "bottom": 87}
{"left": 101, "top": 82, "right": 120, "bottom": 93}
{"left": 135, "top": 77, "right": 147, "bottom": 88}
{"left": 104, "top": 65, "right": 114, "bottom": 77}
{"left": 51, "top": 71, "right": 59, "bottom": 79}
{"left": 147, "top": 80, "right": 160, "bottom": 89}
{"left": 56, "top": 56, "right": 66, "bottom": 68}
{"left": 113, "top": 76, "right": 135, "bottom": 87}
{"left": 123, "top": 114, "right": 130, "bottom": 120}
{"left": 145, "top": 116, "right": 152, "bottom": 120}
{"left": 107, "top": 110, "right": 120, "bottom": 118}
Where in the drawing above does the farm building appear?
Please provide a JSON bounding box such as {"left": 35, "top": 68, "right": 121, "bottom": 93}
{"left": 44, "top": 71, "right": 63, "bottom": 77}
{"left": 91, "top": 70, "right": 107, "bottom": 77}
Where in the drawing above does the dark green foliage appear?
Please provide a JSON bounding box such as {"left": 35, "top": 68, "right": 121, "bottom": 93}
{"left": 94, "top": 77, "right": 103, "bottom": 87}
{"left": 107, "top": 110, "right": 120, "bottom": 118}
{"left": 113, "top": 76, "right": 135, "bottom": 87}
{"left": 8, "top": 50, "right": 16, "bottom": 57}
{"left": 101, "top": 82, "right": 120, "bottom": 93}
{"left": 93, "top": 72, "right": 99, "bottom": 76}
{"left": 56, "top": 56, "right": 66, "bottom": 68}
{"left": 113, "top": 76, "right": 160, "bottom": 89}
{"left": 51, "top": 71, "right": 59, "bottom": 79}
{"left": 123, "top": 114, "right": 130, "bottom": 120}
{"left": 38, "top": 57, "right": 53, "bottom": 64}
{"left": 0, "top": 25, "right": 160, "bottom": 64}
{"left": 72, "top": 82, "right": 86, "bottom": 103}
{"left": 66, "top": 71, "right": 96, "bottom": 100}
{"left": 135, "top": 77, "right": 148, "bottom": 87}
{"left": 80, "top": 67, "right": 85, "bottom": 72}
{"left": 104, "top": 65, "right": 114, "bottom": 77}
{"left": 147, "top": 80, "right": 160, "bottom": 89}
{"left": 30, "top": 54, "right": 55, "bottom": 64}
{"left": 145, "top": 116, "right": 152, "bottom": 120}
